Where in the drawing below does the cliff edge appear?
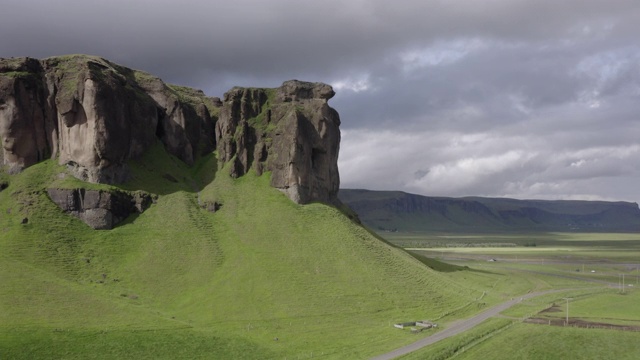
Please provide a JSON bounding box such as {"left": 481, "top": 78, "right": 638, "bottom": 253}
{"left": 0, "top": 55, "right": 217, "bottom": 183}
{"left": 216, "top": 80, "right": 340, "bottom": 204}
{"left": 0, "top": 55, "right": 341, "bottom": 212}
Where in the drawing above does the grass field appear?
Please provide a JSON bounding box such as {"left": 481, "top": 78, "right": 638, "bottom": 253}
{"left": 534, "top": 289, "right": 640, "bottom": 325}
{"left": 453, "top": 323, "right": 640, "bottom": 360}
{"left": 396, "top": 287, "right": 640, "bottom": 359}
{"left": 2, "top": 144, "right": 639, "bottom": 358}
{"left": 0, "top": 145, "right": 494, "bottom": 359}
{"left": 398, "top": 319, "right": 640, "bottom": 360}
{"left": 368, "top": 229, "right": 640, "bottom": 359}
{"left": 387, "top": 232, "right": 640, "bottom": 250}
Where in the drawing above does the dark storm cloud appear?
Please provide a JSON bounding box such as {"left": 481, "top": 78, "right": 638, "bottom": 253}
{"left": 4, "top": 0, "right": 638, "bottom": 88}
{"left": 2, "top": 0, "right": 639, "bottom": 202}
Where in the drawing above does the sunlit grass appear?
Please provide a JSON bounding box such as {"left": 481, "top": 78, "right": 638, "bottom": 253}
{"left": 453, "top": 323, "right": 640, "bottom": 360}
{"left": 0, "top": 148, "right": 483, "bottom": 359}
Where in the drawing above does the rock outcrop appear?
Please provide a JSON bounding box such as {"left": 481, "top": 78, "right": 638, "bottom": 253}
{"left": 47, "top": 188, "right": 155, "bottom": 229}
{"left": 134, "top": 74, "right": 216, "bottom": 165}
{"left": 216, "top": 80, "right": 340, "bottom": 204}
{"left": 0, "top": 58, "right": 55, "bottom": 174}
{"left": 1, "top": 55, "right": 342, "bottom": 207}
{"left": 0, "top": 55, "right": 218, "bottom": 182}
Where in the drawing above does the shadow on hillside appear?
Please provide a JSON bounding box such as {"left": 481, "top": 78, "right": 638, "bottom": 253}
{"left": 354, "top": 223, "right": 469, "bottom": 273}
{"left": 407, "top": 250, "right": 469, "bottom": 273}
{"left": 467, "top": 268, "right": 502, "bottom": 275}
{"left": 117, "top": 142, "right": 219, "bottom": 196}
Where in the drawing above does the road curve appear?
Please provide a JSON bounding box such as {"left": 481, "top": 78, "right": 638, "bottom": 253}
{"left": 370, "top": 289, "right": 568, "bottom": 360}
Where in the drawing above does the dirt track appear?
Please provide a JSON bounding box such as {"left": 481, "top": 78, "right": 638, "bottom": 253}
{"left": 525, "top": 304, "right": 640, "bottom": 331}
{"left": 525, "top": 317, "right": 640, "bottom": 331}
{"left": 370, "top": 289, "right": 568, "bottom": 360}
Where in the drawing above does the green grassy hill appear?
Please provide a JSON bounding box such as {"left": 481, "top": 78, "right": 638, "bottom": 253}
{"left": 0, "top": 144, "right": 480, "bottom": 359}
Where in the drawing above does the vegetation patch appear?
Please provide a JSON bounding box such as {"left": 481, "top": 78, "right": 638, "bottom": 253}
{"left": 1, "top": 71, "right": 35, "bottom": 79}
{"left": 400, "top": 318, "right": 515, "bottom": 360}
{"left": 525, "top": 289, "right": 640, "bottom": 328}
{"left": 0, "top": 143, "right": 483, "bottom": 359}
{"left": 452, "top": 323, "right": 640, "bottom": 360}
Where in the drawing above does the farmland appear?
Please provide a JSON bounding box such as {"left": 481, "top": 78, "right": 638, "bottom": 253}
{"left": 372, "top": 230, "right": 640, "bottom": 359}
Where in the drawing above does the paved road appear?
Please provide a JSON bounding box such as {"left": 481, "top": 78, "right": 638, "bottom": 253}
{"left": 370, "top": 289, "right": 568, "bottom": 360}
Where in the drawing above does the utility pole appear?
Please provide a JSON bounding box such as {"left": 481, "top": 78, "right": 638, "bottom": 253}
{"left": 563, "top": 298, "right": 571, "bottom": 325}
{"left": 619, "top": 274, "right": 621, "bottom": 292}
{"left": 619, "top": 274, "right": 626, "bottom": 293}
{"left": 618, "top": 274, "right": 624, "bottom": 294}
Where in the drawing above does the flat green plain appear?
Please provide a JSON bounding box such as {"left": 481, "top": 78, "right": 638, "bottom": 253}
{"left": 375, "top": 230, "right": 640, "bottom": 360}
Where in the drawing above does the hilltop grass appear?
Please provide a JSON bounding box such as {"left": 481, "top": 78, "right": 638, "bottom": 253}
{"left": 0, "top": 145, "right": 486, "bottom": 359}
{"left": 166, "top": 83, "right": 220, "bottom": 117}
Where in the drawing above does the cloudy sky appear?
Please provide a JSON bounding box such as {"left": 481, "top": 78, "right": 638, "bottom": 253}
{"left": 2, "top": 0, "right": 639, "bottom": 202}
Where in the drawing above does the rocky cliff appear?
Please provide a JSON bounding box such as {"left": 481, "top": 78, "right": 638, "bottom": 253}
{"left": 216, "top": 80, "right": 340, "bottom": 204}
{"left": 0, "top": 55, "right": 218, "bottom": 182}
{"left": 0, "top": 55, "right": 341, "bottom": 213}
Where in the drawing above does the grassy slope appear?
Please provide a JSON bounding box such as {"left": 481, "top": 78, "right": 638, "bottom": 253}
{"left": 0, "top": 145, "right": 481, "bottom": 359}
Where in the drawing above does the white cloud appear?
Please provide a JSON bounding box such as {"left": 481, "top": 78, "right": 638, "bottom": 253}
{"left": 339, "top": 124, "right": 640, "bottom": 202}
{"left": 331, "top": 75, "right": 372, "bottom": 93}
{"left": 399, "top": 38, "right": 487, "bottom": 72}
{"left": 408, "top": 150, "right": 533, "bottom": 194}
{"left": 570, "top": 159, "right": 586, "bottom": 168}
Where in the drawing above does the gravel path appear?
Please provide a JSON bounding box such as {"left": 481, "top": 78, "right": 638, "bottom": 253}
{"left": 370, "top": 289, "right": 568, "bottom": 360}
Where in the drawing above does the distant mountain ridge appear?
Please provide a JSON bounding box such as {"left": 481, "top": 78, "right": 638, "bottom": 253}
{"left": 339, "top": 189, "right": 640, "bottom": 233}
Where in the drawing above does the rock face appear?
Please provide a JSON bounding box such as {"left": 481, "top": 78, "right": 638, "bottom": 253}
{"left": 1, "top": 55, "right": 342, "bottom": 207}
{"left": 0, "top": 55, "right": 218, "bottom": 182}
{"left": 135, "top": 76, "right": 216, "bottom": 165}
{"left": 0, "top": 58, "right": 55, "bottom": 174}
{"left": 216, "top": 80, "right": 341, "bottom": 204}
{"left": 47, "top": 188, "right": 155, "bottom": 229}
